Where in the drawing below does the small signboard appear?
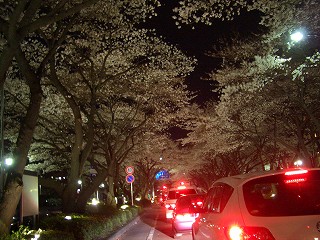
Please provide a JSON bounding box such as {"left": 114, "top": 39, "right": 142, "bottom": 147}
{"left": 22, "top": 171, "right": 39, "bottom": 217}
{"left": 126, "top": 174, "right": 135, "bottom": 183}
{"left": 156, "top": 170, "right": 170, "bottom": 180}
{"left": 125, "top": 166, "right": 134, "bottom": 175}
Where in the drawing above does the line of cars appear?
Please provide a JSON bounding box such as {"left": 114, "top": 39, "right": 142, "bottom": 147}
{"left": 163, "top": 168, "right": 320, "bottom": 239}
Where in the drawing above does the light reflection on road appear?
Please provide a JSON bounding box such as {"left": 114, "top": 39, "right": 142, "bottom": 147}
{"left": 116, "top": 205, "right": 192, "bottom": 240}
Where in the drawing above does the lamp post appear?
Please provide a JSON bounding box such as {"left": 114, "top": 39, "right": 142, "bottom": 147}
{"left": 0, "top": 85, "right": 4, "bottom": 199}
{"left": 0, "top": 161, "right": 3, "bottom": 199}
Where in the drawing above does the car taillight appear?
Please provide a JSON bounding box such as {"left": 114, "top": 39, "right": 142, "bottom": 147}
{"left": 175, "top": 213, "right": 199, "bottom": 221}
{"left": 165, "top": 203, "right": 175, "bottom": 210}
{"left": 225, "top": 225, "right": 275, "bottom": 240}
{"left": 284, "top": 178, "right": 306, "bottom": 184}
{"left": 191, "top": 200, "right": 203, "bottom": 207}
{"left": 284, "top": 169, "right": 308, "bottom": 184}
{"left": 284, "top": 169, "right": 308, "bottom": 175}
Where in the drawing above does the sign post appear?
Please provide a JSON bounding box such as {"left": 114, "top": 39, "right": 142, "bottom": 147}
{"left": 130, "top": 182, "right": 134, "bottom": 206}
{"left": 125, "top": 166, "right": 135, "bottom": 205}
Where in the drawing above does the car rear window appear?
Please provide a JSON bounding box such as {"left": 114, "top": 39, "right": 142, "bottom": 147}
{"left": 243, "top": 169, "right": 320, "bottom": 216}
{"left": 167, "top": 188, "right": 197, "bottom": 200}
{"left": 175, "top": 195, "right": 205, "bottom": 213}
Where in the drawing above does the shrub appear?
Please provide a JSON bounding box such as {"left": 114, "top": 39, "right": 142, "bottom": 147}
{"left": 39, "top": 230, "right": 74, "bottom": 240}
{"left": 35, "top": 206, "right": 141, "bottom": 240}
{"left": 0, "top": 226, "right": 43, "bottom": 240}
{"left": 137, "top": 199, "right": 152, "bottom": 207}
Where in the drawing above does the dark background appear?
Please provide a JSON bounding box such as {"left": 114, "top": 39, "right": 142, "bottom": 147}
{"left": 145, "top": 1, "right": 262, "bottom": 105}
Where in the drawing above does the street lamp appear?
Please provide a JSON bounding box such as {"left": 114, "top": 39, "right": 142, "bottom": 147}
{"left": 0, "top": 157, "right": 13, "bottom": 198}
{"left": 4, "top": 157, "right": 13, "bottom": 166}
{"left": 77, "top": 179, "right": 82, "bottom": 193}
{"left": 290, "top": 31, "right": 304, "bottom": 42}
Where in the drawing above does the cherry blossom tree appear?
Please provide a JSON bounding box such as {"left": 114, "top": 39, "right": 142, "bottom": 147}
{"left": 176, "top": 0, "right": 320, "bottom": 170}
{"left": 0, "top": 0, "right": 106, "bottom": 234}
{"left": 0, "top": 0, "right": 161, "bottom": 234}
{"left": 6, "top": 22, "right": 194, "bottom": 214}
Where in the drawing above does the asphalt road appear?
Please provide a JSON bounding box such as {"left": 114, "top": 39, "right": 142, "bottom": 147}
{"left": 109, "top": 205, "right": 192, "bottom": 240}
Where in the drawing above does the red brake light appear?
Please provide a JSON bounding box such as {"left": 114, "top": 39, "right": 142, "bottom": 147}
{"left": 226, "top": 225, "right": 275, "bottom": 240}
{"left": 165, "top": 203, "right": 175, "bottom": 210}
{"left": 284, "top": 178, "right": 306, "bottom": 184}
{"left": 284, "top": 169, "right": 308, "bottom": 184}
{"left": 175, "top": 213, "right": 198, "bottom": 221}
{"left": 284, "top": 169, "right": 308, "bottom": 175}
{"left": 228, "top": 226, "right": 242, "bottom": 240}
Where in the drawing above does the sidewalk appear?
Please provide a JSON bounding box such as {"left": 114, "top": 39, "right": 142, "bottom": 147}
{"left": 102, "top": 215, "right": 141, "bottom": 240}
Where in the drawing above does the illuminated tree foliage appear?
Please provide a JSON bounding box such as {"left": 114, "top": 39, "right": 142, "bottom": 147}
{"left": 0, "top": 0, "right": 182, "bottom": 234}
{"left": 177, "top": 0, "right": 320, "bottom": 178}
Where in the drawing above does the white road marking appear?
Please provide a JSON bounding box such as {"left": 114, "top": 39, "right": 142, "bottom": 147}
{"left": 146, "top": 213, "right": 159, "bottom": 240}
{"left": 146, "top": 227, "right": 155, "bottom": 240}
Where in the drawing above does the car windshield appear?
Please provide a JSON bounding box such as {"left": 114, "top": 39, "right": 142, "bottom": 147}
{"left": 243, "top": 169, "right": 320, "bottom": 216}
{"left": 167, "top": 189, "right": 197, "bottom": 200}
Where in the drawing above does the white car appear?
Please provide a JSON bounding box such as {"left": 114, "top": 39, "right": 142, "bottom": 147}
{"left": 165, "top": 186, "right": 198, "bottom": 220}
{"left": 192, "top": 168, "right": 320, "bottom": 240}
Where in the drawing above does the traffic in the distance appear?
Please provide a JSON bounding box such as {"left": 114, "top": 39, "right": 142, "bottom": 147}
{"left": 116, "top": 167, "right": 320, "bottom": 240}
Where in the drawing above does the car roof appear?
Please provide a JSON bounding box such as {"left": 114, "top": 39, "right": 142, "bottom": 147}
{"left": 177, "top": 193, "right": 205, "bottom": 199}
{"left": 214, "top": 168, "right": 320, "bottom": 187}
{"left": 168, "top": 186, "right": 197, "bottom": 191}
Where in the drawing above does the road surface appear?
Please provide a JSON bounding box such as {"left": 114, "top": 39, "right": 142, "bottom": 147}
{"left": 111, "top": 205, "right": 192, "bottom": 240}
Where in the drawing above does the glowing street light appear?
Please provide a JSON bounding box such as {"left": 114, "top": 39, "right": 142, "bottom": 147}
{"left": 1, "top": 157, "right": 13, "bottom": 198}
{"left": 290, "top": 31, "right": 304, "bottom": 42}
{"left": 4, "top": 157, "right": 13, "bottom": 167}
{"left": 77, "top": 179, "right": 82, "bottom": 193}
{"left": 294, "top": 159, "right": 303, "bottom": 167}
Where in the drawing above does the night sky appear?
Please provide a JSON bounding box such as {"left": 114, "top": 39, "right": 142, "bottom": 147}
{"left": 142, "top": 1, "right": 263, "bottom": 139}
{"left": 145, "top": 1, "right": 263, "bottom": 105}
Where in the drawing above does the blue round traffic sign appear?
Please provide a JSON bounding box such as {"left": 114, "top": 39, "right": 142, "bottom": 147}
{"left": 126, "top": 174, "right": 135, "bottom": 183}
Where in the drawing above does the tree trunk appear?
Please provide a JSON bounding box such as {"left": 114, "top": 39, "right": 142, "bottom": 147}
{"left": 0, "top": 78, "right": 42, "bottom": 235}
{"left": 76, "top": 170, "right": 108, "bottom": 213}
{"left": 106, "top": 176, "right": 116, "bottom": 207}
{"left": 61, "top": 182, "right": 78, "bottom": 213}
{"left": 106, "top": 163, "right": 117, "bottom": 207}
{"left": 0, "top": 174, "right": 23, "bottom": 235}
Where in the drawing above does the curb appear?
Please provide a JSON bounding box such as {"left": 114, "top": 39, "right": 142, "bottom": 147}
{"left": 107, "top": 215, "right": 141, "bottom": 240}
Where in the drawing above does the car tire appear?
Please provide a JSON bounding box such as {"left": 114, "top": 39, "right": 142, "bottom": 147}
{"left": 172, "top": 228, "right": 178, "bottom": 239}
{"left": 192, "top": 229, "right": 196, "bottom": 240}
